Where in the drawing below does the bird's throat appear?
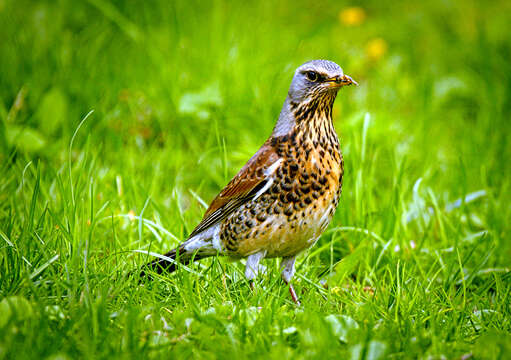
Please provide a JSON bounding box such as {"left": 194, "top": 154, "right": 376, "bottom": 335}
{"left": 273, "top": 92, "right": 337, "bottom": 139}
{"left": 291, "top": 93, "right": 337, "bottom": 143}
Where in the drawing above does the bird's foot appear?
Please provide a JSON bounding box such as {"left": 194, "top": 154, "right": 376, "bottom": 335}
{"left": 288, "top": 283, "right": 301, "bottom": 306}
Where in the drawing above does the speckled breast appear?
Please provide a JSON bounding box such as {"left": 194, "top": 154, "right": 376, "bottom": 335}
{"left": 220, "top": 127, "right": 344, "bottom": 258}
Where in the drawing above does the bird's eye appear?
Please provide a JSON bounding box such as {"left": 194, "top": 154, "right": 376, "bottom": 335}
{"left": 305, "top": 71, "right": 318, "bottom": 82}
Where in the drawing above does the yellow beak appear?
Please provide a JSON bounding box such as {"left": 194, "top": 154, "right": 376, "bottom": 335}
{"left": 325, "top": 74, "right": 358, "bottom": 87}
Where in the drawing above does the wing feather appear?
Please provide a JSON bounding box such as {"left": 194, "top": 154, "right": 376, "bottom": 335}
{"left": 188, "top": 142, "right": 280, "bottom": 238}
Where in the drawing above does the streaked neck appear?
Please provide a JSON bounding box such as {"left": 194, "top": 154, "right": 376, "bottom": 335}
{"left": 272, "top": 93, "right": 337, "bottom": 138}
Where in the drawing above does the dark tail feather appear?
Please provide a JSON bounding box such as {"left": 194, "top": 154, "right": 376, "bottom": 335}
{"left": 139, "top": 246, "right": 206, "bottom": 278}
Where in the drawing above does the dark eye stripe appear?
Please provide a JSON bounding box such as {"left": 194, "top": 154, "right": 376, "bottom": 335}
{"left": 303, "top": 70, "right": 327, "bottom": 83}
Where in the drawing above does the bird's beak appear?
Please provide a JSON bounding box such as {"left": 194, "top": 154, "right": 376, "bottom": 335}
{"left": 325, "top": 74, "right": 358, "bottom": 88}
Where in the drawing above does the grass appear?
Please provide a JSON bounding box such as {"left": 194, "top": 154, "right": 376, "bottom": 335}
{"left": 1, "top": 0, "right": 510, "bottom": 358}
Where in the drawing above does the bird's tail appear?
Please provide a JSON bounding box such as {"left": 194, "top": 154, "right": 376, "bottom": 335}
{"left": 139, "top": 235, "right": 217, "bottom": 277}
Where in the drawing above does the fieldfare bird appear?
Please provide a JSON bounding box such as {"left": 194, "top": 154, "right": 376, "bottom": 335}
{"left": 141, "top": 60, "right": 357, "bottom": 303}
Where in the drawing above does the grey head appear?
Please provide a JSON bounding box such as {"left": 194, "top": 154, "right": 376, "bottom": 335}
{"left": 288, "top": 60, "right": 356, "bottom": 103}
{"left": 273, "top": 59, "right": 357, "bottom": 136}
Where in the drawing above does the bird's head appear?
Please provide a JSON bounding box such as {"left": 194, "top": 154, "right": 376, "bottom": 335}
{"left": 287, "top": 60, "right": 357, "bottom": 104}
{"left": 273, "top": 60, "right": 357, "bottom": 136}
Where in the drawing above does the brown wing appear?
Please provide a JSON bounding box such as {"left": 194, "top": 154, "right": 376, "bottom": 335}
{"left": 188, "top": 141, "right": 280, "bottom": 238}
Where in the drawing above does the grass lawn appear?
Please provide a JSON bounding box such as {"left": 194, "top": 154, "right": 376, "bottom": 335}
{"left": 1, "top": 0, "right": 510, "bottom": 358}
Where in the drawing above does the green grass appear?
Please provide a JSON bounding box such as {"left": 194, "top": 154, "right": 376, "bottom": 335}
{"left": 1, "top": 0, "right": 510, "bottom": 358}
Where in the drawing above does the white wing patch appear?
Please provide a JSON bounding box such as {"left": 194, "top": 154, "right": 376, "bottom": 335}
{"left": 265, "top": 158, "right": 283, "bottom": 176}
{"left": 253, "top": 158, "right": 283, "bottom": 200}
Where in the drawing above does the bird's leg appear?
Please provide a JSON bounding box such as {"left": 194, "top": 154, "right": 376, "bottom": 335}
{"left": 245, "top": 251, "right": 267, "bottom": 290}
{"left": 281, "top": 256, "right": 300, "bottom": 305}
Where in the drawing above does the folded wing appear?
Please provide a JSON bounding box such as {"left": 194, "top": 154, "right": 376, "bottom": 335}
{"left": 188, "top": 142, "right": 281, "bottom": 238}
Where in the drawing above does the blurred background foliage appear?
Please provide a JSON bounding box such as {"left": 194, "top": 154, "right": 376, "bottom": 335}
{"left": 2, "top": 0, "right": 509, "bottom": 164}
{"left": 1, "top": 0, "right": 509, "bottom": 256}
{"left": 0, "top": 0, "right": 510, "bottom": 358}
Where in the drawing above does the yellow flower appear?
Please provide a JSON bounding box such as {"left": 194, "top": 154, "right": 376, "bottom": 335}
{"left": 339, "top": 7, "right": 366, "bottom": 26}
{"left": 366, "top": 38, "right": 388, "bottom": 61}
